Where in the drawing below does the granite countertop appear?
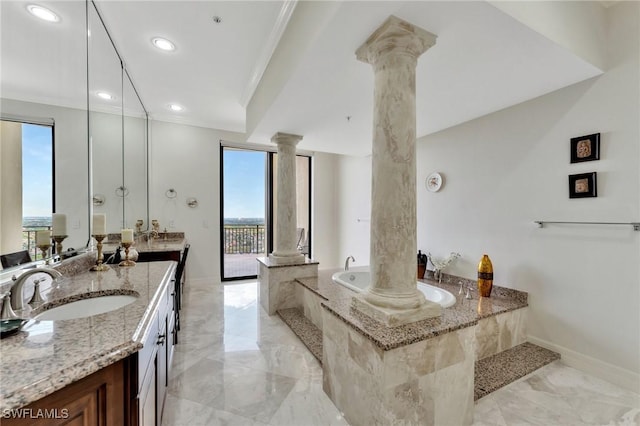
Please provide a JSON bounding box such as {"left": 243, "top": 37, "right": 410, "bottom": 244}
{"left": 0, "top": 260, "right": 176, "bottom": 411}
{"left": 296, "top": 268, "right": 528, "bottom": 351}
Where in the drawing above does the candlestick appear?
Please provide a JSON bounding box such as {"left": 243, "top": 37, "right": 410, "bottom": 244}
{"left": 37, "top": 244, "right": 51, "bottom": 265}
{"left": 52, "top": 213, "right": 67, "bottom": 236}
{"left": 93, "top": 213, "right": 106, "bottom": 235}
{"left": 119, "top": 242, "right": 136, "bottom": 267}
{"left": 90, "top": 234, "right": 109, "bottom": 271}
{"left": 121, "top": 228, "right": 134, "bottom": 244}
{"left": 53, "top": 235, "right": 68, "bottom": 255}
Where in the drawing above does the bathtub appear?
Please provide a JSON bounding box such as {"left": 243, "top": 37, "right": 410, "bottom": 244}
{"left": 331, "top": 269, "right": 457, "bottom": 308}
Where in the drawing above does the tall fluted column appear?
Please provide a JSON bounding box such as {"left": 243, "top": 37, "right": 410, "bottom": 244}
{"left": 354, "top": 16, "right": 438, "bottom": 324}
{"left": 269, "top": 132, "right": 305, "bottom": 265}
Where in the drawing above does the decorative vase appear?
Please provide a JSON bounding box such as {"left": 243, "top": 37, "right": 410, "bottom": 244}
{"left": 477, "top": 254, "right": 493, "bottom": 297}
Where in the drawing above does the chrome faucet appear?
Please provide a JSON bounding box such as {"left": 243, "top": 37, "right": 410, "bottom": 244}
{"left": 344, "top": 256, "right": 355, "bottom": 271}
{"left": 10, "top": 268, "right": 62, "bottom": 311}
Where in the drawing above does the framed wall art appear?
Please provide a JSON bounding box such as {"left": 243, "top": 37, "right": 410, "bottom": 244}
{"left": 570, "top": 133, "right": 600, "bottom": 163}
{"left": 569, "top": 172, "right": 597, "bottom": 198}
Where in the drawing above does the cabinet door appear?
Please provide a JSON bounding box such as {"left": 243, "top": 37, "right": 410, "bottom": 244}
{"left": 139, "top": 359, "right": 156, "bottom": 426}
{"left": 156, "top": 316, "right": 168, "bottom": 423}
{"left": 2, "top": 359, "right": 125, "bottom": 426}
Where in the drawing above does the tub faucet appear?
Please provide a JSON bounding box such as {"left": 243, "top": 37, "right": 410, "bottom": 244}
{"left": 10, "top": 268, "right": 62, "bottom": 311}
{"left": 344, "top": 256, "right": 355, "bottom": 271}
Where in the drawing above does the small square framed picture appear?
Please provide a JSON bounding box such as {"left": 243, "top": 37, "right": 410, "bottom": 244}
{"left": 570, "top": 133, "right": 600, "bottom": 163}
{"left": 569, "top": 172, "right": 597, "bottom": 198}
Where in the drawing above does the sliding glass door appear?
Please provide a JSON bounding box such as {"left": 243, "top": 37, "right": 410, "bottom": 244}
{"left": 220, "top": 146, "right": 311, "bottom": 281}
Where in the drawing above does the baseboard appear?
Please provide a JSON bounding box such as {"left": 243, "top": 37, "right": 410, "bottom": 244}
{"left": 527, "top": 335, "right": 640, "bottom": 394}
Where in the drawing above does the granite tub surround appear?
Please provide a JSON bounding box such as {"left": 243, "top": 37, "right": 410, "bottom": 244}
{"left": 258, "top": 256, "right": 318, "bottom": 315}
{"left": 269, "top": 132, "right": 305, "bottom": 266}
{"left": 355, "top": 15, "right": 439, "bottom": 327}
{"left": 0, "top": 261, "right": 176, "bottom": 410}
{"left": 323, "top": 309, "right": 476, "bottom": 426}
{"left": 314, "top": 269, "right": 527, "bottom": 352}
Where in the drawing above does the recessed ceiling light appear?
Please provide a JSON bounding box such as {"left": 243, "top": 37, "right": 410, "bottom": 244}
{"left": 152, "top": 37, "right": 176, "bottom": 52}
{"left": 97, "top": 91, "right": 114, "bottom": 100}
{"left": 27, "top": 4, "right": 60, "bottom": 22}
{"left": 169, "top": 104, "right": 183, "bottom": 112}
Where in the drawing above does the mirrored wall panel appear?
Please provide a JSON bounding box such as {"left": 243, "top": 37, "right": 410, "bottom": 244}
{"left": 0, "top": 1, "right": 89, "bottom": 267}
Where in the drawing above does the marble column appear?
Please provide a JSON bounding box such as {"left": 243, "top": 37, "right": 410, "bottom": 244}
{"left": 353, "top": 16, "right": 439, "bottom": 325}
{"left": 269, "top": 132, "right": 306, "bottom": 265}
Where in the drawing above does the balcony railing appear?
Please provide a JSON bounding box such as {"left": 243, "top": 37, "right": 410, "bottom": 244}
{"left": 22, "top": 226, "right": 52, "bottom": 260}
{"left": 224, "top": 225, "right": 265, "bottom": 254}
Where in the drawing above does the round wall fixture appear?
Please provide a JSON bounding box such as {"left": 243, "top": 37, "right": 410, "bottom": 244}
{"left": 426, "top": 172, "right": 443, "bottom": 192}
{"left": 186, "top": 197, "right": 198, "bottom": 208}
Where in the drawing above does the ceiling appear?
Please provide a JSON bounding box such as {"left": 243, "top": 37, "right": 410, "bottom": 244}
{"left": 2, "top": 1, "right": 608, "bottom": 156}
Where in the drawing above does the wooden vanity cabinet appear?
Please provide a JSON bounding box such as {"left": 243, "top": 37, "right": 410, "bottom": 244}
{"left": 2, "top": 266, "right": 177, "bottom": 426}
{"left": 2, "top": 358, "right": 128, "bottom": 426}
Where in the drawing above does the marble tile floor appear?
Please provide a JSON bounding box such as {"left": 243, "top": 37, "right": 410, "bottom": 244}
{"left": 163, "top": 280, "right": 640, "bottom": 426}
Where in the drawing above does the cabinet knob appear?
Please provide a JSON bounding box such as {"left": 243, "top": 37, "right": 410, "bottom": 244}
{"left": 157, "top": 334, "right": 166, "bottom": 345}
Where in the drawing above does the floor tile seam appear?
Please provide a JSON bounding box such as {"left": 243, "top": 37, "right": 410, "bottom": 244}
{"left": 201, "top": 351, "right": 317, "bottom": 381}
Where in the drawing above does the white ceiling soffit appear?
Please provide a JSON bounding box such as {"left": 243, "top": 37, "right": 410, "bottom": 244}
{"left": 247, "top": 1, "right": 604, "bottom": 156}
{"left": 95, "top": 0, "right": 288, "bottom": 132}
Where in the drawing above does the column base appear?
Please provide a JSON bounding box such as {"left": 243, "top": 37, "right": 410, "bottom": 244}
{"left": 268, "top": 252, "right": 306, "bottom": 265}
{"left": 352, "top": 294, "right": 442, "bottom": 327}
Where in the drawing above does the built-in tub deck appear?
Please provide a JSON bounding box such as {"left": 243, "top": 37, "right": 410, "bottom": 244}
{"left": 277, "top": 268, "right": 559, "bottom": 402}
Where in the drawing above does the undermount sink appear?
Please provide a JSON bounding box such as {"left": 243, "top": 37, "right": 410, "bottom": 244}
{"left": 34, "top": 294, "right": 138, "bottom": 321}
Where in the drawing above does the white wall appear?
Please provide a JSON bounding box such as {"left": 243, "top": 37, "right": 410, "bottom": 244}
{"left": 149, "top": 120, "right": 243, "bottom": 281}
{"left": 332, "top": 2, "right": 639, "bottom": 391}
{"left": 334, "top": 154, "right": 372, "bottom": 269}
{"left": 311, "top": 152, "right": 340, "bottom": 268}
{"left": 1, "top": 99, "right": 89, "bottom": 250}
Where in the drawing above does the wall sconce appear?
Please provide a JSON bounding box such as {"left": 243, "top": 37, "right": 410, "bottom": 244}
{"left": 93, "top": 194, "right": 105, "bottom": 206}
{"left": 186, "top": 197, "right": 198, "bottom": 208}
{"left": 166, "top": 188, "right": 177, "bottom": 199}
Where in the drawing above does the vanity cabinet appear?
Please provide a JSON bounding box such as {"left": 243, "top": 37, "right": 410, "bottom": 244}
{"left": 1, "top": 359, "right": 126, "bottom": 425}
{"left": 131, "top": 270, "right": 176, "bottom": 426}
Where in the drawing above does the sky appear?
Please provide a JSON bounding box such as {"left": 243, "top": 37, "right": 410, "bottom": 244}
{"left": 22, "top": 123, "right": 53, "bottom": 217}
{"left": 223, "top": 149, "right": 266, "bottom": 219}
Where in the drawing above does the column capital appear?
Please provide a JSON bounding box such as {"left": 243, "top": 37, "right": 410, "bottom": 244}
{"left": 356, "top": 15, "right": 437, "bottom": 66}
{"left": 270, "top": 132, "right": 303, "bottom": 147}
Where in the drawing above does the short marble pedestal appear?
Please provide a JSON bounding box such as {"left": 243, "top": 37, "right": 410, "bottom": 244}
{"left": 257, "top": 256, "right": 318, "bottom": 315}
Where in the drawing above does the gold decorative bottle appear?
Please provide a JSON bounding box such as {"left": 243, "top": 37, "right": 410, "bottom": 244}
{"left": 477, "top": 254, "right": 493, "bottom": 297}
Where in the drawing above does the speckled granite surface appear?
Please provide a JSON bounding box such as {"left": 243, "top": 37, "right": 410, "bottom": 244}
{"left": 474, "top": 342, "right": 560, "bottom": 400}
{"left": 257, "top": 256, "right": 319, "bottom": 269}
{"left": 297, "top": 268, "right": 528, "bottom": 351}
{"left": 0, "top": 261, "right": 176, "bottom": 411}
{"left": 277, "top": 308, "right": 323, "bottom": 364}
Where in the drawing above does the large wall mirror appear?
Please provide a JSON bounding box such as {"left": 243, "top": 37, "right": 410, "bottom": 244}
{"left": 90, "top": 1, "right": 149, "bottom": 235}
{"left": 0, "top": 0, "right": 148, "bottom": 273}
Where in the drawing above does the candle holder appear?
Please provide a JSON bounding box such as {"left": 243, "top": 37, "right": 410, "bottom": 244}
{"left": 119, "top": 242, "right": 136, "bottom": 267}
{"left": 37, "top": 244, "right": 51, "bottom": 265}
{"left": 52, "top": 235, "right": 68, "bottom": 256}
{"left": 90, "top": 234, "right": 109, "bottom": 271}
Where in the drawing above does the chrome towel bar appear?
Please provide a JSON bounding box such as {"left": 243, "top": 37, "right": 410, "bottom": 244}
{"left": 534, "top": 221, "right": 640, "bottom": 231}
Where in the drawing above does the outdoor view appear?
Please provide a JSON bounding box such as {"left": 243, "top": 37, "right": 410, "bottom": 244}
{"left": 21, "top": 123, "right": 53, "bottom": 261}
{"left": 222, "top": 149, "right": 266, "bottom": 278}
